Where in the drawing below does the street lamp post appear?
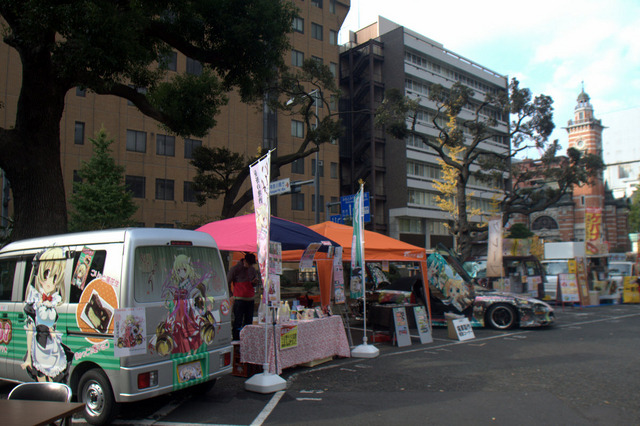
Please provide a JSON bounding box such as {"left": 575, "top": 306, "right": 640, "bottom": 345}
{"left": 287, "top": 89, "right": 321, "bottom": 223}
{"left": 313, "top": 90, "right": 320, "bottom": 224}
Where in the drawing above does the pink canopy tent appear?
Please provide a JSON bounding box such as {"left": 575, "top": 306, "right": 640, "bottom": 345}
{"left": 196, "top": 214, "right": 339, "bottom": 253}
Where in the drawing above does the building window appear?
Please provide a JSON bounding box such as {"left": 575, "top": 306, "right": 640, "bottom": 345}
{"left": 330, "top": 162, "right": 338, "bottom": 179}
{"left": 125, "top": 175, "right": 146, "bottom": 198}
{"left": 183, "top": 181, "right": 198, "bottom": 203}
{"left": 74, "top": 121, "right": 85, "bottom": 145}
{"left": 76, "top": 87, "right": 86, "bottom": 97}
{"left": 311, "top": 0, "right": 323, "bottom": 8}
{"left": 329, "top": 0, "right": 336, "bottom": 13}
{"left": 161, "top": 51, "right": 178, "bottom": 71}
{"left": 156, "top": 134, "right": 175, "bottom": 156}
{"left": 186, "top": 57, "right": 202, "bottom": 75}
{"left": 291, "top": 193, "right": 304, "bottom": 211}
{"left": 291, "top": 120, "right": 304, "bottom": 138}
{"left": 292, "top": 50, "right": 304, "bottom": 67}
{"left": 311, "top": 23, "right": 323, "bottom": 41}
{"left": 292, "top": 16, "right": 304, "bottom": 33}
{"left": 312, "top": 56, "right": 323, "bottom": 65}
{"left": 329, "top": 62, "right": 337, "bottom": 77}
{"left": 155, "top": 179, "right": 174, "bottom": 201}
{"left": 126, "top": 130, "right": 146, "bottom": 153}
{"left": 329, "top": 30, "right": 338, "bottom": 46}
{"left": 184, "top": 138, "right": 202, "bottom": 159}
{"left": 312, "top": 159, "right": 324, "bottom": 177}
{"left": 291, "top": 158, "right": 305, "bottom": 174}
{"left": 531, "top": 216, "right": 559, "bottom": 231}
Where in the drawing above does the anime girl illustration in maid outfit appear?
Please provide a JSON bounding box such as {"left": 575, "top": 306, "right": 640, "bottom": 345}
{"left": 21, "top": 247, "right": 74, "bottom": 382}
{"left": 155, "top": 254, "right": 216, "bottom": 355}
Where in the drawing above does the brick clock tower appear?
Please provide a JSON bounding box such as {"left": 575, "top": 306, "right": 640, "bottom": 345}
{"left": 565, "top": 87, "right": 605, "bottom": 244}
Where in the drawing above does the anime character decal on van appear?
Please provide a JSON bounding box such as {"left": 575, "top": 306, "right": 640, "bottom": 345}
{"left": 22, "top": 248, "right": 74, "bottom": 383}
{"left": 155, "top": 254, "right": 218, "bottom": 356}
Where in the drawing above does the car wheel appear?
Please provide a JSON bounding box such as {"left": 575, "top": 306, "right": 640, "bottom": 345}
{"left": 78, "top": 369, "right": 117, "bottom": 425}
{"left": 486, "top": 303, "right": 517, "bottom": 330}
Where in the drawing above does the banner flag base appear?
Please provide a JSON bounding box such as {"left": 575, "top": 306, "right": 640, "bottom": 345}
{"left": 351, "top": 343, "right": 379, "bottom": 358}
{"left": 245, "top": 369, "right": 287, "bottom": 394}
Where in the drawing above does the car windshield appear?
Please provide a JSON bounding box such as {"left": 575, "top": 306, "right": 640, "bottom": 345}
{"left": 463, "top": 261, "right": 487, "bottom": 278}
{"left": 543, "top": 262, "right": 569, "bottom": 276}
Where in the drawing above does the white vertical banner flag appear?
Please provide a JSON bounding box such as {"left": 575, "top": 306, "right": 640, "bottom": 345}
{"left": 250, "top": 151, "right": 271, "bottom": 303}
{"left": 350, "top": 184, "right": 365, "bottom": 299}
{"left": 486, "top": 215, "right": 503, "bottom": 278}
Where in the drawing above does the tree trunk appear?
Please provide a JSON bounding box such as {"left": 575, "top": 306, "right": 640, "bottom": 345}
{"left": 1, "top": 47, "right": 69, "bottom": 241}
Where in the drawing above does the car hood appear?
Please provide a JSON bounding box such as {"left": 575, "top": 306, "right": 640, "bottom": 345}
{"left": 474, "top": 288, "right": 552, "bottom": 308}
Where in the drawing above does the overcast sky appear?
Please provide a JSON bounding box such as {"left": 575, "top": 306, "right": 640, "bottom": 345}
{"left": 338, "top": 0, "right": 640, "bottom": 157}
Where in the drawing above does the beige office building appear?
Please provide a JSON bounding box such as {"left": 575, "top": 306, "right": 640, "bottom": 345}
{"left": 0, "top": 1, "right": 350, "bottom": 231}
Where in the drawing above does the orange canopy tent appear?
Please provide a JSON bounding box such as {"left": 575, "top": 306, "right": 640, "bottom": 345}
{"left": 281, "top": 221, "right": 426, "bottom": 262}
{"left": 281, "top": 222, "right": 429, "bottom": 311}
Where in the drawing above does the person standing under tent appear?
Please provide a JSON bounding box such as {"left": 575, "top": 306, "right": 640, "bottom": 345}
{"left": 227, "top": 253, "right": 260, "bottom": 341}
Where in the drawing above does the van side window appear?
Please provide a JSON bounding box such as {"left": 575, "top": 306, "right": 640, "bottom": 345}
{"left": 69, "top": 250, "right": 107, "bottom": 304}
{"left": 0, "top": 259, "right": 16, "bottom": 301}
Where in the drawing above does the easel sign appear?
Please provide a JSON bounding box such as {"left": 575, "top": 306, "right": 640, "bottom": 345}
{"left": 392, "top": 307, "right": 412, "bottom": 347}
{"left": 452, "top": 318, "right": 475, "bottom": 341}
{"left": 413, "top": 306, "right": 433, "bottom": 344}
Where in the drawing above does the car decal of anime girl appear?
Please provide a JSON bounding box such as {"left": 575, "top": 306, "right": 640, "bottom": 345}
{"left": 22, "top": 247, "right": 74, "bottom": 383}
{"left": 155, "top": 254, "right": 217, "bottom": 356}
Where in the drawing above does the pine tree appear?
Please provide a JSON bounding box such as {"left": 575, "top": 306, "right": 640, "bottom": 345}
{"left": 69, "top": 128, "right": 138, "bottom": 232}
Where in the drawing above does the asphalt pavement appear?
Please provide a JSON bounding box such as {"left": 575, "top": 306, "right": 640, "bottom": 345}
{"left": 2, "top": 303, "right": 639, "bottom": 425}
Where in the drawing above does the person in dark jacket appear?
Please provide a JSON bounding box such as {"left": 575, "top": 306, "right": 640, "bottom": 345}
{"left": 227, "top": 253, "right": 260, "bottom": 340}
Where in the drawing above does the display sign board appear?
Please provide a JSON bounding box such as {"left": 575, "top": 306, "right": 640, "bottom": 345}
{"left": 575, "top": 257, "right": 590, "bottom": 305}
{"left": 280, "top": 324, "right": 298, "bottom": 350}
{"left": 413, "top": 306, "right": 433, "bottom": 344}
{"left": 392, "top": 307, "right": 412, "bottom": 347}
{"left": 558, "top": 273, "right": 579, "bottom": 302}
{"left": 451, "top": 318, "right": 475, "bottom": 341}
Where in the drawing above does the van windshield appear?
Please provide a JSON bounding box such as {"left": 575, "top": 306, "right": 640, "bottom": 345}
{"left": 543, "top": 262, "right": 569, "bottom": 276}
{"left": 133, "top": 246, "right": 227, "bottom": 303}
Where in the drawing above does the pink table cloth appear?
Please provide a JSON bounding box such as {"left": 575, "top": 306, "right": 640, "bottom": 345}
{"left": 240, "top": 315, "right": 350, "bottom": 374}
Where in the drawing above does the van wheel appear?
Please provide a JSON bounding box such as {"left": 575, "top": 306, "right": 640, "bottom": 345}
{"left": 486, "top": 303, "right": 517, "bottom": 330}
{"left": 78, "top": 369, "right": 117, "bottom": 425}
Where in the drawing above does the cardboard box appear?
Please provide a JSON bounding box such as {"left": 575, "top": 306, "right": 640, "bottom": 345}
{"left": 232, "top": 343, "right": 263, "bottom": 377}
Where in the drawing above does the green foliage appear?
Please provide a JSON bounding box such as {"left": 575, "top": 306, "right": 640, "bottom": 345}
{"left": 0, "top": 0, "right": 298, "bottom": 240}
{"left": 149, "top": 69, "right": 228, "bottom": 138}
{"left": 506, "top": 223, "right": 534, "bottom": 239}
{"left": 68, "top": 128, "right": 138, "bottom": 232}
{"left": 375, "top": 78, "right": 562, "bottom": 258}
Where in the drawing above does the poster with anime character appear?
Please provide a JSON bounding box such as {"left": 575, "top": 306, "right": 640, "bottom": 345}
{"left": 22, "top": 248, "right": 74, "bottom": 383}
{"left": 72, "top": 246, "right": 94, "bottom": 290}
{"left": 114, "top": 308, "right": 146, "bottom": 357}
{"left": 154, "top": 254, "right": 218, "bottom": 356}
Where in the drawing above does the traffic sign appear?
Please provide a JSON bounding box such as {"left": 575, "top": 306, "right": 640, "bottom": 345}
{"left": 269, "top": 178, "right": 291, "bottom": 195}
{"left": 340, "top": 192, "right": 370, "bottom": 223}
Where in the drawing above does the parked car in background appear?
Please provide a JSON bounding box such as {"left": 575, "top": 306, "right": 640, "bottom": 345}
{"left": 370, "top": 249, "right": 555, "bottom": 331}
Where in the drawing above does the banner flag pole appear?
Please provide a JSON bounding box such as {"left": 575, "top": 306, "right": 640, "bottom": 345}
{"left": 351, "top": 182, "right": 379, "bottom": 358}
{"left": 245, "top": 150, "right": 287, "bottom": 393}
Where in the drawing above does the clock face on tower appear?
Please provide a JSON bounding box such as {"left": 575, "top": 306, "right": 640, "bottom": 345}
{"left": 576, "top": 140, "right": 585, "bottom": 149}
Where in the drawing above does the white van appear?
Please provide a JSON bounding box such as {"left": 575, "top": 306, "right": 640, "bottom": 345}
{"left": 0, "top": 228, "right": 233, "bottom": 424}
